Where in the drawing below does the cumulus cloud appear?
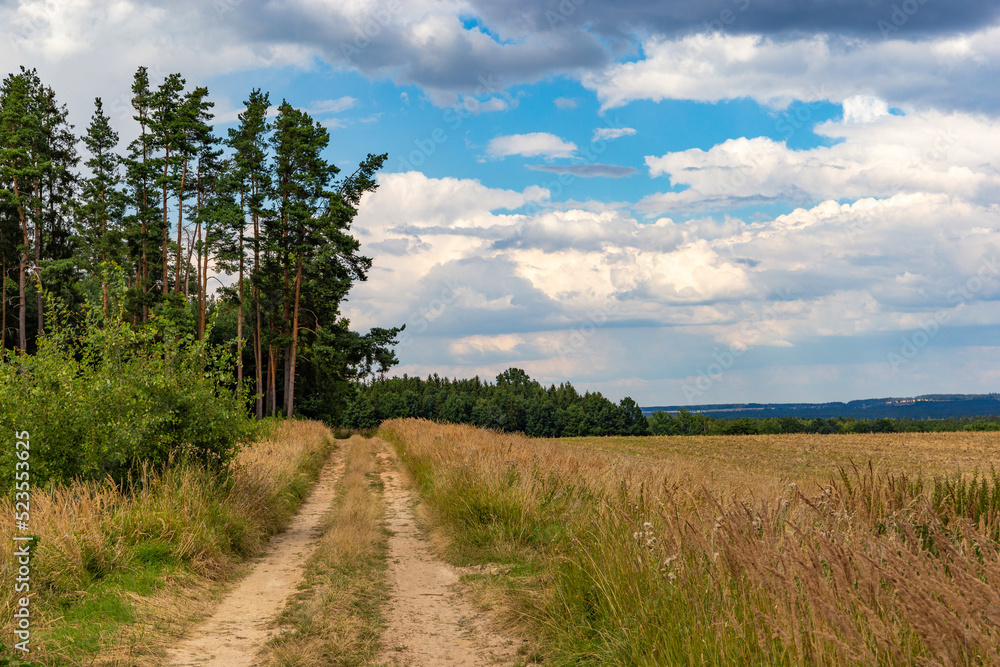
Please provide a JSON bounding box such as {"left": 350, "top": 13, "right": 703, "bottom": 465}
{"left": 640, "top": 110, "right": 1000, "bottom": 213}
{"left": 582, "top": 29, "right": 1000, "bottom": 113}
{"left": 487, "top": 132, "right": 579, "bottom": 159}
{"left": 344, "top": 170, "right": 1000, "bottom": 402}
{"left": 842, "top": 95, "right": 890, "bottom": 124}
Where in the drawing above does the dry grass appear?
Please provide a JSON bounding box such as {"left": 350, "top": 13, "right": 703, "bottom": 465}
{"left": 0, "top": 419, "right": 335, "bottom": 665}
{"left": 382, "top": 418, "right": 1000, "bottom": 666}
{"left": 565, "top": 430, "right": 1000, "bottom": 483}
{"left": 263, "top": 434, "right": 389, "bottom": 667}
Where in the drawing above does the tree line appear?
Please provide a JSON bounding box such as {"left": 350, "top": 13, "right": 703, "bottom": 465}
{"left": 342, "top": 371, "right": 1000, "bottom": 438}
{"left": 0, "top": 66, "right": 402, "bottom": 422}
{"left": 648, "top": 408, "right": 1000, "bottom": 436}
{"left": 343, "top": 368, "right": 651, "bottom": 437}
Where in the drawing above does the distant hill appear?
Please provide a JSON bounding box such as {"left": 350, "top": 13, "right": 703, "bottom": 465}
{"left": 642, "top": 394, "right": 1000, "bottom": 420}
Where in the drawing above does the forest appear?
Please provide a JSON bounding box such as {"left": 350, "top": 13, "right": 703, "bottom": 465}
{"left": 343, "top": 367, "right": 651, "bottom": 437}
{"left": 0, "top": 65, "right": 402, "bottom": 427}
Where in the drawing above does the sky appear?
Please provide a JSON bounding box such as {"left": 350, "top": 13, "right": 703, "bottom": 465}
{"left": 3, "top": 0, "right": 1000, "bottom": 406}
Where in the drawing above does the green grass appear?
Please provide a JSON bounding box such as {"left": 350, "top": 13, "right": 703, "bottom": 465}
{"left": 0, "top": 420, "right": 336, "bottom": 666}
{"left": 262, "top": 435, "right": 390, "bottom": 667}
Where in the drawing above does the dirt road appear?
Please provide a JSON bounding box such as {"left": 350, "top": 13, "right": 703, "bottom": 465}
{"left": 163, "top": 440, "right": 519, "bottom": 667}
{"left": 377, "top": 447, "right": 520, "bottom": 666}
{"left": 163, "top": 451, "right": 344, "bottom": 667}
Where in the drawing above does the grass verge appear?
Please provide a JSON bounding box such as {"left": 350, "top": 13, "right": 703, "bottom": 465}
{"left": 0, "top": 419, "right": 335, "bottom": 665}
{"left": 262, "top": 434, "right": 389, "bottom": 666}
{"left": 382, "top": 418, "right": 1000, "bottom": 666}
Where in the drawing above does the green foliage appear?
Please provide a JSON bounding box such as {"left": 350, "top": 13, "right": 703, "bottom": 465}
{"left": 647, "top": 409, "right": 1000, "bottom": 436}
{"left": 0, "top": 264, "right": 254, "bottom": 489}
{"left": 345, "top": 368, "right": 650, "bottom": 438}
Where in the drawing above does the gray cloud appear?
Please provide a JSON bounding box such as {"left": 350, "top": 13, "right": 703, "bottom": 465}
{"left": 526, "top": 163, "right": 638, "bottom": 178}
{"left": 469, "top": 0, "right": 1000, "bottom": 41}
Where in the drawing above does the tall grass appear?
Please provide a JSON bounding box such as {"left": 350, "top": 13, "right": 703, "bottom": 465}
{"left": 382, "top": 418, "right": 1000, "bottom": 666}
{"left": 264, "top": 434, "right": 388, "bottom": 666}
{"left": 0, "top": 419, "right": 335, "bottom": 665}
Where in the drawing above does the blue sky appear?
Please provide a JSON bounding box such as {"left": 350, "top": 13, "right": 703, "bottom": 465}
{"left": 4, "top": 0, "right": 1000, "bottom": 405}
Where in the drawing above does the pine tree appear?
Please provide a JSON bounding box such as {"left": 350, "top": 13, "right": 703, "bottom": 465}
{"left": 151, "top": 72, "right": 185, "bottom": 297}
{"left": 173, "top": 86, "right": 213, "bottom": 298}
{"left": 78, "top": 97, "right": 126, "bottom": 314}
{"left": 269, "top": 100, "right": 389, "bottom": 417}
{"left": 124, "top": 67, "right": 161, "bottom": 320}
{"left": 227, "top": 89, "right": 271, "bottom": 417}
{"left": 0, "top": 69, "right": 48, "bottom": 350}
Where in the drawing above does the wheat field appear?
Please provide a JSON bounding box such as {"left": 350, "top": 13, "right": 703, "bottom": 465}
{"left": 382, "top": 418, "right": 1000, "bottom": 666}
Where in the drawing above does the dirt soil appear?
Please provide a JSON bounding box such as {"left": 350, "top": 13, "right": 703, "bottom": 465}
{"left": 162, "top": 440, "right": 522, "bottom": 667}
{"left": 377, "top": 446, "right": 521, "bottom": 666}
{"left": 163, "top": 450, "right": 345, "bottom": 667}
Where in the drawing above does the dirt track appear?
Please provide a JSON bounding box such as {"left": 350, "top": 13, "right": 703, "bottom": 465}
{"left": 163, "top": 451, "right": 344, "bottom": 667}
{"left": 162, "top": 440, "right": 519, "bottom": 666}
{"left": 377, "top": 446, "right": 519, "bottom": 666}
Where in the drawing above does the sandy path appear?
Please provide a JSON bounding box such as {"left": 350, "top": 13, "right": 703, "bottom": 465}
{"left": 164, "top": 450, "right": 344, "bottom": 667}
{"left": 378, "top": 449, "right": 519, "bottom": 667}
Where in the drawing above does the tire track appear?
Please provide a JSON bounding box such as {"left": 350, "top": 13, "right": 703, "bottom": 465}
{"left": 164, "top": 449, "right": 345, "bottom": 667}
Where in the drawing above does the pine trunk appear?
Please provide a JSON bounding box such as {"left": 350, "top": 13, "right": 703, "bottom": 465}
{"left": 13, "top": 178, "right": 29, "bottom": 351}
{"left": 161, "top": 145, "right": 170, "bottom": 295}
{"left": 33, "top": 181, "right": 42, "bottom": 337}
{"left": 267, "top": 345, "right": 278, "bottom": 417}
{"left": 175, "top": 160, "right": 187, "bottom": 295}
{"left": 253, "top": 206, "right": 263, "bottom": 419}
{"left": 1, "top": 254, "right": 6, "bottom": 350}
{"left": 237, "top": 213, "right": 244, "bottom": 386}
{"left": 17, "top": 256, "right": 26, "bottom": 351}
{"left": 286, "top": 259, "right": 303, "bottom": 418}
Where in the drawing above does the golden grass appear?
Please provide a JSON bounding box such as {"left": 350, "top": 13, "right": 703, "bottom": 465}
{"left": 264, "top": 434, "right": 388, "bottom": 667}
{"left": 565, "top": 430, "right": 1000, "bottom": 482}
{"left": 382, "top": 418, "right": 1000, "bottom": 666}
{"left": 0, "top": 419, "right": 335, "bottom": 665}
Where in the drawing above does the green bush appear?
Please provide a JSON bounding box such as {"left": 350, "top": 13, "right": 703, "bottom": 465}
{"left": 0, "top": 265, "right": 254, "bottom": 490}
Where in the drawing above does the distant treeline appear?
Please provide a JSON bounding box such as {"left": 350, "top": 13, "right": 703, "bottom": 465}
{"left": 341, "top": 368, "right": 1000, "bottom": 438}
{"left": 342, "top": 368, "right": 650, "bottom": 437}
{"left": 648, "top": 408, "right": 1000, "bottom": 436}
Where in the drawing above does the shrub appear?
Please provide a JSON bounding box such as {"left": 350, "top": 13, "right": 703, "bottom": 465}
{"left": 0, "top": 265, "right": 254, "bottom": 490}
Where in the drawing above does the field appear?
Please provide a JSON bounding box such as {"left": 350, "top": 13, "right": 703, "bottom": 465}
{"left": 382, "top": 419, "right": 1000, "bottom": 666}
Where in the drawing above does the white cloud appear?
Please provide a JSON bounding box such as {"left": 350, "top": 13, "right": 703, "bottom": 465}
{"left": 345, "top": 170, "right": 1000, "bottom": 403}
{"left": 306, "top": 97, "right": 358, "bottom": 114}
{"left": 486, "top": 132, "right": 578, "bottom": 159}
{"left": 593, "top": 127, "right": 636, "bottom": 141}
{"left": 554, "top": 97, "right": 578, "bottom": 109}
{"left": 842, "top": 95, "right": 889, "bottom": 124}
{"left": 640, "top": 110, "right": 1000, "bottom": 213}
{"left": 581, "top": 28, "right": 1000, "bottom": 113}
